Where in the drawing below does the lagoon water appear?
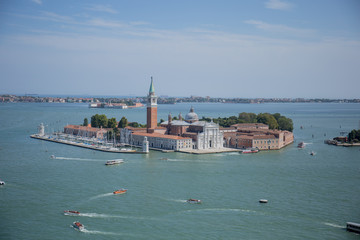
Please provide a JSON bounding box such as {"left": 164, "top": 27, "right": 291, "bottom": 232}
{"left": 0, "top": 102, "right": 360, "bottom": 239}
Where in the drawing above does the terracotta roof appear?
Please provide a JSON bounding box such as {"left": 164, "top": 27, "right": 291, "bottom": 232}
{"left": 64, "top": 125, "right": 108, "bottom": 132}
{"left": 132, "top": 132, "right": 191, "bottom": 140}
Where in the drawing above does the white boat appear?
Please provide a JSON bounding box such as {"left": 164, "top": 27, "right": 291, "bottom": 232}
{"left": 187, "top": 199, "right": 202, "bottom": 204}
{"left": 241, "top": 148, "right": 259, "bottom": 154}
{"left": 105, "top": 159, "right": 124, "bottom": 165}
{"left": 259, "top": 199, "right": 268, "bottom": 203}
{"left": 347, "top": 222, "right": 360, "bottom": 233}
{"left": 72, "top": 221, "right": 84, "bottom": 231}
{"left": 0, "top": 180, "right": 5, "bottom": 185}
{"left": 50, "top": 155, "right": 55, "bottom": 159}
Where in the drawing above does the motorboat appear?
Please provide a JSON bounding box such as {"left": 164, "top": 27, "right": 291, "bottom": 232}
{"left": 259, "top": 199, "right": 268, "bottom": 203}
{"left": 50, "top": 155, "right": 55, "bottom": 159}
{"left": 310, "top": 151, "right": 315, "bottom": 156}
{"left": 72, "top": 221, "right": 84, "bottom": 231}
{"left": 105, "top": 159, "right": 124, "bottom": 165}
{"left": 346, "top": 222, "right": 360, "bottom": 233}
{"left": 241, "top": 148, "right": 259, "bottom": 154}
{"left": 64, "top": 210, "right": 80, "bottom": 216}
{"left": 0, "top": 180, "right": 5, "bottom": 185}
{"left": 187, "top": 199, "right": 202, "bottom": 204}
{"left": 113, "top": 188, "right": 127, "bottom": 194}
{"left": 297, "top": 142, "right": 305, "bottom": 148}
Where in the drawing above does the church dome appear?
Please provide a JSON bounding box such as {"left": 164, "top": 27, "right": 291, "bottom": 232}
{"left": 185, "top": 107, "right": 199, "bottom": 123}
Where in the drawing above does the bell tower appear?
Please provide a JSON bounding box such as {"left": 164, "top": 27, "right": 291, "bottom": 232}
{"left": 147, "top": 77, "right": 158, "bottom": 133}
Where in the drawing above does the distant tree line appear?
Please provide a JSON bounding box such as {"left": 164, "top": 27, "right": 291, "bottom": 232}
{"left": 348, "top": 129, "right": 360, "bottom": 142}
{"left": 200, "top": 112, "right": 294, "bottom": 131}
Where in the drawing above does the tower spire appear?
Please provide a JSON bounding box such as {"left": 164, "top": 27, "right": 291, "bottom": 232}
{"left": 149, "top": 76, "right": 155, "bottom": 94}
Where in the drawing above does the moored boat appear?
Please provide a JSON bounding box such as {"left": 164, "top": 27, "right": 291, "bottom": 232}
{"left": 64, "top": 210, "right": 80, "bottom": 215}
{"left": 241, "top": 148, "right": 259, "bottom": 154}
{"left": 72, "top": 221, "right": 84, "bottom": 231}
{"left": 105, "top": 159, "right": 124, "bottom": 165}
{"left": 187, "top": 199, "right": 202, "bottom": 204}
{"left": 346, "top": 222, "right": 360, "bottom": 233}
{"left": 113, "top": 188, "right": 127, "bottom": 194}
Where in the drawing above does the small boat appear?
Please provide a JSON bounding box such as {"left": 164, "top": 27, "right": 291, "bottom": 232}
{"left": 241, "top": 148, "right": 259, "bottom": 154}
{"left": 0, "top": 180, "right": 5, "bottom": 185}
{"left": 310, "top": 151, "right": 315, "bottom": 156}
{"left": 113, "top": 188, "right": 127, "bottom": 194}
{"left": 72, "top": 221, "right": 84, "bottom": 231}
{"left": 259, "top": 199, "right": 268, "bottom": 203}
{"left": 105, "top": 159, "right": 124, "bottom": 165}
{"left": 187, "top": 199, "right": 202, "bottom": 204}
{"left": 50, "top": 155, "right": 55, "bottom": 159}
{"left": 298, "top": 142, "right": 305, "bottom": 148}
{"left": 64, "top": 210, "right": 80, "bottom": 215}
{"left": 346, "top": 222, "right": 360, "bottom": 233}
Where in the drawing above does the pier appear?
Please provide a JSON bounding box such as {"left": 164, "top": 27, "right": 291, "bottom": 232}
{"left": 30, "top": 134, "right": 148, "bottom": 154}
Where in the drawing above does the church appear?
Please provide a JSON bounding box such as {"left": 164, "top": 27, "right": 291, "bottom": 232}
{"left": 120, "top": 78, "right": 224, "bottom": 152}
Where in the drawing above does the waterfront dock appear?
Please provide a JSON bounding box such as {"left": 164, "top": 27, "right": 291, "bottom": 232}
{"left": 30, "top": 134, "right": 148, "bottom": 154}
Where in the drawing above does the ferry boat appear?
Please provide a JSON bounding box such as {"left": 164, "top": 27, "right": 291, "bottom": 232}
{"left": 113, "top": 188, "right": 127, "bottom": 194}
{"left": 346, "top": 222, "right": 360, "bottom": 233}
{"left": 240, "top": 148, "right": 259, "bottom": 154}
{"left": 64, "top": 210, "right": 80, "bottom": 216}
{"left": 72, "top": 221, "right": 84, "bottom": 231}
{"left": 187, "top": 199, "right": 202, "bottom": 204}
{"left": 105, "top": 159, "right": 124, "bottom": 165}
{"left": 298, "top": 142, "right": 305, "bottom": 148}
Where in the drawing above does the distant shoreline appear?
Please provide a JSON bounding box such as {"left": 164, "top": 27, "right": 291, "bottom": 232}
{"left": 1, "top": 94, "right": 359, "bottom": 104}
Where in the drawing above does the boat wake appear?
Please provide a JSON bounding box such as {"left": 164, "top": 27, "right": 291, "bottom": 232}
{"left": 183, "top": 208, "right": 258, "bottom": 214}
{"left": 323, "top": 222, "right": 344, "bottom": 228}
{"left": 76, "top": 212, "right": 158, "bottom": 221}
{"left": 89, "top": 193, "right": 113, "bottom": 200}
{"left": 81, "top": 229, "right": 122, "bottom": 236}
{"left": 54, "top": 157, "right": 104, "bottom": 162}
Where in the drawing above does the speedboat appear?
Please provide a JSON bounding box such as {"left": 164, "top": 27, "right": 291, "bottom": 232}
{"left": 0, "top": 180, "right": 5, "bottom": 185}
{"left": 72, "top": 221, "right": 84, "bottom": 231}
{"left": 105, "top": 159, "right": 124, "bottom": 165}
{"left": 64, "top": 210, "right": 80, "bottom": 216}
{"left": 310, "top": 151, "right": 315, "bottom": 156}
{"left": 113, "top": 188, "right": 127, "bottom": 194}
{"left": 259, "top": 199, "right": 268, "bottom": 203}
{"left": 187, "top": 199, "right": 202, "bottom": 204}
{"left": 298, "top": 142, "right": 305, "bottom": 148}
{"left": 50, "top": 155, "right": 55, "bottom": 159}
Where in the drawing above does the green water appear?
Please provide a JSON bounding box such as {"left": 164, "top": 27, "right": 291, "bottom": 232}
{"left": 0, "top": 102, "right": 359, "bottom": 239}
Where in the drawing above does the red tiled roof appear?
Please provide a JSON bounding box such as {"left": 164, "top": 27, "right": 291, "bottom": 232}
{"left": 132, "top": 132, "right": 191, "bottom": 140}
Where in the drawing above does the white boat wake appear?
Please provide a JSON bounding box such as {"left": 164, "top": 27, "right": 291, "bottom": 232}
{"left": 89, "top": 193, "right": 114, "bottom": 200}
{"left": 323, "top": 222, "right": 344, "bottom": 228}
{"left": 54, "top": 157, "right": 104, "bottom": 162}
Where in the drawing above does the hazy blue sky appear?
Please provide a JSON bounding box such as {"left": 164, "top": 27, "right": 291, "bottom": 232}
{"left": 0, "top": 0, "right": 359, "bottom": 98}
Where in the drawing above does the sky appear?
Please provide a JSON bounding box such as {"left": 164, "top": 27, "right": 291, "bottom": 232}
{"left": 0, "top": 0, "right": 359, "bottom": 98}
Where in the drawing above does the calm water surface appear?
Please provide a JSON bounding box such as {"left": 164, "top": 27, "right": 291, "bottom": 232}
{"left": 0, "top": 102, "right": 359, "bottom": 239}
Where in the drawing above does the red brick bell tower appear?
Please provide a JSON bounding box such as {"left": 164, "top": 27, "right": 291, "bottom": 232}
{"left": 147, "top": 77, "right": 158, "bottom": 133}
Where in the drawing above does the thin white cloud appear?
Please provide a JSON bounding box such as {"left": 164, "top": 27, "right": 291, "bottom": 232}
{"left": 85, "top": 4, "right": 117, "bottom": 14}
{"left": 265, "top": 0, "right": 293, "bottom": 10}
{"left": 32, "top": 0, "right": 42, "bottom": 5}
{"left": 245, "top": 20, "right": 315, "bottom": 37}
{"left": 87, "top": 18, "right": 127, "bottom": 28}
{"left": 41, "top": 11, "right": 73, "bottom": 22}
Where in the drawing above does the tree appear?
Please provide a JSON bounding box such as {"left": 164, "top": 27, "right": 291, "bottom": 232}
{"left": 83, "top": 118, "right": 88, "bottom": 126}
{"left": 348, "top": 129, "right": 360, "bottom": 142}
{"left": 118, "top": 117, "right": 128, "bottom": 128}
{"left": 107, "top": 117, "right": 117, "bottom": 129}
{"left": 238, "top": 112, "right": 257, "bottom": 123}
{"left": 128, "top": 122, "right": 139, "bottom": 128}
{"left": 257, "top": 113, "right": 279, "bottom": 130}
{"left": 277, "top": 116, "right": 294, "bottom": 132}
{"left": 91, "top": 114, "right": 108, "bottom": 128}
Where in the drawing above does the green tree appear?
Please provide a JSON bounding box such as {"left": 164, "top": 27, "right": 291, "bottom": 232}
{"left": 238, "top": 112, "right": 257, "bottom": 123}
{"left": 277, "top": 116, "right": 294, "bottom": 132}
{"left": 128, "top": 122, "right": 139, "bottom": 128}
{"left": 348, "top": 129, "right": 360, "bottom": 142}
{"left": 83, "top": 118, "right": 88, "bottom": 126}
{"left": 257, "top": 113, "right": 279, "bottom": 130}
{"left": 107, "top": 117, "right": 117, "bottom": 129}
{"left": 118, "top": 117, "right": 128, "bottom": 128}
{"left": 91, "top": 114, "right": 108, "bottom": 128}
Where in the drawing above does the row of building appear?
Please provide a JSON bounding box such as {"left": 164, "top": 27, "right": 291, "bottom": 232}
{"left": 63, "top": 78, "right": 294, "bottom": 153}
